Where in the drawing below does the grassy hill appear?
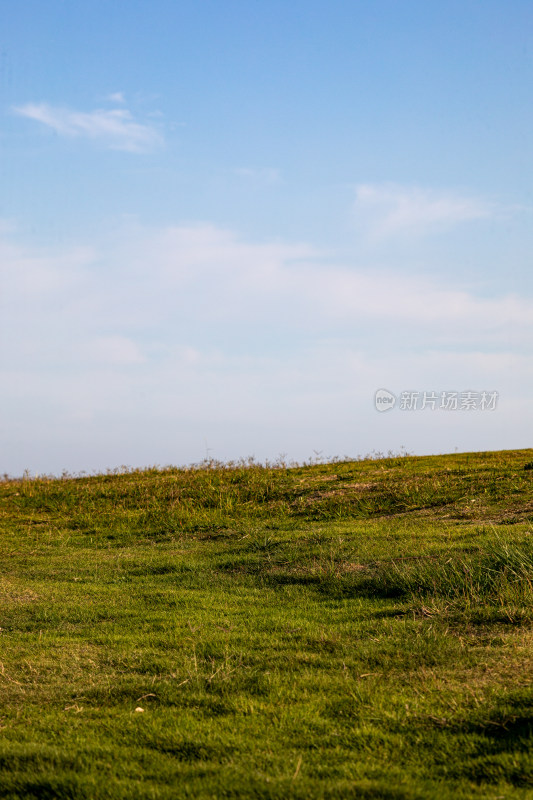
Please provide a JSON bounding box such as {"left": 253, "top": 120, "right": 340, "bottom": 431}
{"left": 0, "top": 449, "right": 532, "bottom": 799}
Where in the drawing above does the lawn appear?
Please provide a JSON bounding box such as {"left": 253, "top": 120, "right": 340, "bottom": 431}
{"left": 0, "top": 449, "right": 532, "bottom": 798}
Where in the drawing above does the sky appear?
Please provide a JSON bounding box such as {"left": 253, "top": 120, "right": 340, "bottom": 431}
{"left": 1, "top": 0, "right": 532, "bottom": 476}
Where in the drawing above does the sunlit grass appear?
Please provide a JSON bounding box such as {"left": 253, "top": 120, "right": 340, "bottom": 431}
{"left": 0, "top": 449, "right": 532, "bottom": 798}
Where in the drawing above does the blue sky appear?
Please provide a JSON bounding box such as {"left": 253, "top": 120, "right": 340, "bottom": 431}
{"left": 1, "top": 0, "right": 532, "bottom": 475}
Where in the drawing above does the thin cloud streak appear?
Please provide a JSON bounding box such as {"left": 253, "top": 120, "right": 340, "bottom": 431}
{"left": 13, "top": 102, "right": 163, "bottom": 152}
{"left": 354, "top": 183, "right": 494, "bottom": 239}
{"left": 106, "top": 92, "right": 126, "bottom": 104}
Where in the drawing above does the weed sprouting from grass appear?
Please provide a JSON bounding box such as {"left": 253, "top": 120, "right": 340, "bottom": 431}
{"left": 374, "top": 534, "right": 533, "bottom": 617}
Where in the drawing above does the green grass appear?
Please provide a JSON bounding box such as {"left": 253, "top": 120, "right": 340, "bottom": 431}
{"left": 0, "top": 449, "right": 532, "bottom": 799}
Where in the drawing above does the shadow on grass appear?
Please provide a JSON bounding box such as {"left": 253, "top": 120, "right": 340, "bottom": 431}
{"left": 414, "top": 689, "right": 533, "bottom": 777}
{"left": 463, "top": 690, "right": 533, "bottom": 754}
{"left": 142, "top": 738, "right": 228, "bottom": 763}
{"left": 477, "top": 716, "right": 533, "bottom": 746}
{"left": 262, "top": 571, "right": 407, "bottom": 600}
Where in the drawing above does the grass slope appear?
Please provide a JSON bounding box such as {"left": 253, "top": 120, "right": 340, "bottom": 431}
{"left": 0, "top": 449, "right": 532, "bottom": 799}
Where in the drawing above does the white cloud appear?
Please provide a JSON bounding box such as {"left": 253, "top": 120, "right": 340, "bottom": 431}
{"left": 306, "top": 268, "right": 533, "bottom": 337}
{"left": 106, "top": 92, "right": 126, "bottom": 104}
{"left": 13, "top": 102, "right": 163, "bottom": 153}
{"left": 2, "top": 220, "right": 530, "bottom": 354}
{"left": 0, "top": 220, "right": 531, "bottom": 474}
{"left": 354, "top": 183, "right": 494, "bottom": 238}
